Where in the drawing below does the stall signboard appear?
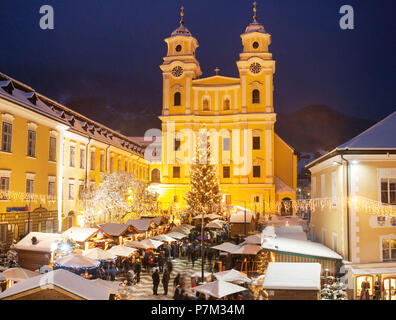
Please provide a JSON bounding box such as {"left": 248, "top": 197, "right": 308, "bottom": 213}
{"left": 6, "top": 206, "right": 29, "bottom": 212}
{"left": 97, "top": 229, "right": 104, "bottom": 240}
{"left": 391, "top": 217, "right": 396, "bottom": 227}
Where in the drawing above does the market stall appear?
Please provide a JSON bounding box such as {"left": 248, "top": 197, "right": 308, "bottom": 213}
{"left": 194, "top": 280, "right": 247, "bottom": 299}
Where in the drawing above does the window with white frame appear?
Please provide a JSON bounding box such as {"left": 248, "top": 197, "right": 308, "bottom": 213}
{"left": 381, "top": 178, "right": 396, "bottom": 205}
{"left": 321, "top": 174, "right": 325, "bottom": 198}
{"left": 312, "top": 176, "right": 317, "bottom": 198}
{"left": 26, "top": 178, "right": 34, "bottom": 195}
{"left": 202, "top": 96, "right": 210, "bottom": 111}
{"left": 48, "top": 177, "right": 56, "bottom": 200}
{"left": 27, "top": 129, "right": 36, "bottom": 157}
{"left": 223, "top": 97, "right": 231, "bottom": 111}
{"left": 331, "top": 171, "right": 337, "bottom": 207}
{"left": 1, "top": 121, "right": 12, "bottom": 152}
{"left": 80, "top": 148, "right": 85, "bottom": 169}
{"left": 68, "top": 182, "right": 74, "bottom": 200}
{"left": 382, "top": 238, "right": 396, "bottom": 261}
{"left": 49, "top": 136, "right": 56, "bottom": 162}
{"left": 110, "top": 157, "right": 114, "bottom": 173}
{"left": 0, "top": 173, "right": 10, "bottom": 200}
{"left": 45, "top": 219, "right": 54, "bottom": 233}
{"left": 90, "top": 150, "right": 95, "bottom": 170}
{"left": 100, "top": 153, "right": 105, "bottom": 172}
{"left": 70, "top": 145, "right": 75, "bottom": 167}
{"left": 223, "top": 137, "right": 230, "bottom": 151}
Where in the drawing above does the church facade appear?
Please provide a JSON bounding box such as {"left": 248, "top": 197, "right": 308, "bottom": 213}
{"left": 150, "top": 6, "right": 297, "bottom": 213}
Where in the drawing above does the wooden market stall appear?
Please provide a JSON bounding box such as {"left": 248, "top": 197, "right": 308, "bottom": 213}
{"left": 229, "top": 212, "right": 256, "bottom": 237}
{"left": 263, "top": 262, "right": 322, "bottom": 300}
{"left": 14, "top": 232, "right": 63, "bottom": 271}
{"left": 0, "top": 269, "right": 110, "bottom": 300}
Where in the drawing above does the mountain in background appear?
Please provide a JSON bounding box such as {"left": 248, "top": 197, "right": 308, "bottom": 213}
{"left": 275, "top": 105, "right": 375, "bottom": 154}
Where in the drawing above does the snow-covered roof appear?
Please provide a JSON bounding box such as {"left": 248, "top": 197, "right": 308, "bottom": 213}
{"left": 244, "top": 21, "right": 266, "bottom": 34}
{"left": 261, "top": 236, "right": 342, "bottom": 260}
{"left": 107, "top": 245, "right": 137, "bottom": 257}
{"left": 0, "top": 269, "right": 110, "bottom": 300}
{"left": 14, "top": 232, "right": 62, "bottom": 253}
{"left": 125, "top": 219, "right": 152, "bottom": 231}
{"left": 214, "top": 269, "right": 251, "bottom": 284}
{"left": 62, "top": 227, "right": 98, "bottom": 243}
{"left": 195, "top": 280, "right": 247, "bottom": 299}
{"left": 230, "top": 212, "right": 253, "bottom": 223}
{"left": 274, "top": 226, "right": 307, "bottom": 241}
{"left": 263, "top": 263, "right": 322, "bottom": 290}
{"left": 55, "top": 253, "right": 100, "bottom": 268}
{"left": 338, "top": 111, "right": 396, "bottom": 149}
{"left": 100, "top": 223, "right": 128, "bottom": 237}
{"left": 274, "top": 176, "right": 295, "bottom": 194}
{"left": 166, "top": 232, "right": 188, "bottom": 239}
{"left": 2, "top": 268, "right": 39, "bottom": 282}
{"left": 171, "top": 24, "right": 192, "bottom": 37}
{"left": 0, "top": 72, "right": 146, "bottom": 158}
{"left": 231, "top": 244, "right": 262, "bottom": 255}
{"left": 91, "top": 279, "right": 121, "bottom": 295}
{"left": 211, "top": 242, "right": 239, "bottom": 254}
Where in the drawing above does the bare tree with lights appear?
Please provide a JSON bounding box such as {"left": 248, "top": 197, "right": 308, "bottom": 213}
{"left": 81, "top": 172, "right": 158, "bottom": 226}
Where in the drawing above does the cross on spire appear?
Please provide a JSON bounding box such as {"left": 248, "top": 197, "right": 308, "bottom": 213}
{"left": 253, "top": 1, "right": 258, "bottom": 22}
{"left": 180, "top": 6, "right": 185, "bottom": 25}
{"left": 214, "top": 67, "right": 220, "bottom": 75}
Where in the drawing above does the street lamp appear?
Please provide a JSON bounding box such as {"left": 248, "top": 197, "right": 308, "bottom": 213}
{"left": 234, "top": 200, "right": 247, "bottom": 236}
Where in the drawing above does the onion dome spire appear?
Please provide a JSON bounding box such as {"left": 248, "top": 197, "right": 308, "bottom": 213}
{"left": 171, "top": 5, "right": 192, "bottom": 37}
{"left": 244, "top": 1, "right": 266, "bottom": 34}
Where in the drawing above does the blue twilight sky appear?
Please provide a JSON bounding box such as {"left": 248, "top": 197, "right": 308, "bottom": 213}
{"left": 0, "top": 0, "right": 395, "bottom": 133}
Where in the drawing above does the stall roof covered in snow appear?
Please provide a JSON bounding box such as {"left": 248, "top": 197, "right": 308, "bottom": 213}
{"left": 62, "top": 227, "right": 98, "bottom": 243}
{"left": 274, "top": 176, "right": 295, "bottom": 194}
{"left": 229, "top": 212, "right": 253, "bottom": 223}
{"left": 14, "top": 232, "right": 62, "bottom": 253}
{"left": 261, "top": 236, "right": 342, "bottom": 260}
{"left": 263, "top": 263, "right": 322, "bottom": 290}
{"left": 99, "top": 223, "right": 128, "bottom": 237}
{"left": 125, "top": 219, "right": 152, "bottom": 232}
{"left": 0, "top": 269, "right": 110, "bottom": 300}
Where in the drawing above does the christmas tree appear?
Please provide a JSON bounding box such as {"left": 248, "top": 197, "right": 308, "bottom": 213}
{"left": 321, "top": 277, "right": 348, "bottom": 300}
{"left": 185, "top": 132, "right": 223, "bottom": 217}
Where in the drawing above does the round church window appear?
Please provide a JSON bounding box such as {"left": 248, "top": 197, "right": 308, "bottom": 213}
{"left": 171, "top": 66, "right": 184, "bottom": 78}
{"left": 253, "top": 41, "right": 259, "bottom": 49}
{"left": 250, "top": 62, "right": 262, "bottom": 74}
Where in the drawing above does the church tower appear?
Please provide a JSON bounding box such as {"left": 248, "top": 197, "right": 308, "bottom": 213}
{"left": 160, "top": 6, "right": 202, "bottom": 116}
{"left": 237, "top": 1, "right": 275, "bottom": 114}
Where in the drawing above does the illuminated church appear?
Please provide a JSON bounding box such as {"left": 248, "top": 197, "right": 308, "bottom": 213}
{"left": 150, "top": 4, "right": 297, "bottom": 213}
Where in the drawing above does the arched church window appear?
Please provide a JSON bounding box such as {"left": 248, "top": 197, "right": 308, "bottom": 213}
{"left": 174, "top": 92, "right": 181, "bottom": 106}
{"left": 151, "top": 169, "right": 161, "bottom": 183}
{"left": 223, "top": 98, "right": 230, "bottom": 111}
{"left": 252, "top": 89, "right": 260, "bottom": 104}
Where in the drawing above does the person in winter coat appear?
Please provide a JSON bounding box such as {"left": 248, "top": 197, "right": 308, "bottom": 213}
{"left": 191, "top": 250, "right": 197, "bottom": 267}
{"left": 162, "top": 268, "right": 170, "bottom": 295}
{"left": 173, "top": 273, "right": 181, "bottom": 287}
{"left": 166, "top": 259, "right": 173, "bottom": 274}
{"left": 152, "top": 269, "right": 160, "bottom": 295}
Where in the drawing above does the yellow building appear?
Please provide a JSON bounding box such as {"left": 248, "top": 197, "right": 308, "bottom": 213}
{"left": 152, "top": 6, "right": 297, "bottom": 213}
{"left": 306, "top": 111, "right": 396, "bottom": 300}
{"left": 0, "top": 72, "right": 149, "bottom": 249}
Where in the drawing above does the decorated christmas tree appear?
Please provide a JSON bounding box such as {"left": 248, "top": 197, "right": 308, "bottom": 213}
{"left": 185, "top": 132, "right": 223, "bottom": 217}
{"left": 321, "top": 278, "right": 348, "bottom": 300}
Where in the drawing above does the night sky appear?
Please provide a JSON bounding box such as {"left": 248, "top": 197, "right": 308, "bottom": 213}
{"left": 0, "top": 0, "right": 394, "bottom": 136}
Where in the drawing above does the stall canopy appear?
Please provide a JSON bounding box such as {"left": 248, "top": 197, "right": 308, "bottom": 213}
{"left": 194, "top": 280, "right": 247, "bottom": 299}
{"left": 205, "top": 221, "right": 223, "bottom": 229}
{"left": 213, "top": 269, "right": 251, "bottom": 284}
{"left": 62, "top": 227, "right": 98, "bottom": 243}
{"left": 166, "top": 232, "right": 187, "bottom": 240}
{"left": 83, "top": 248, "right": 116, "bottom": 260}
{"left": 2, "top": 267, "right": 39, "bottom": 282}
{"left": 14, "top": 232, "right": 63, "bottom": 253}
{"left": 0, "top": 269, "right": 110, "bottom": 300}
{"left": 126, "top": 219, "right": 152, "bottom": 232}
{"left": 262, "top": 263, "right": 322, "bottom": 290}
{"left": 107, "top": 245, "right": 137, "bottom": 257}
{"left": 240, "top": 234, "right": 261, "bottom": 245}
{"left": 126, "top": 239, "right": 163, "bottom": 250}
{"left": 206, "top": 213, "right": 223, "bottom": 220}
{"left": 211, "top": 242, "right": 239, "bottom": 254}
{"left": 231, "top": 244, "right": 262, "bottom": 255}
{"left": 55, "top": 253, "right": 100, "bottom": 269}
{"left": 151, "top": 234, "right": 177, "bottom": 242}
